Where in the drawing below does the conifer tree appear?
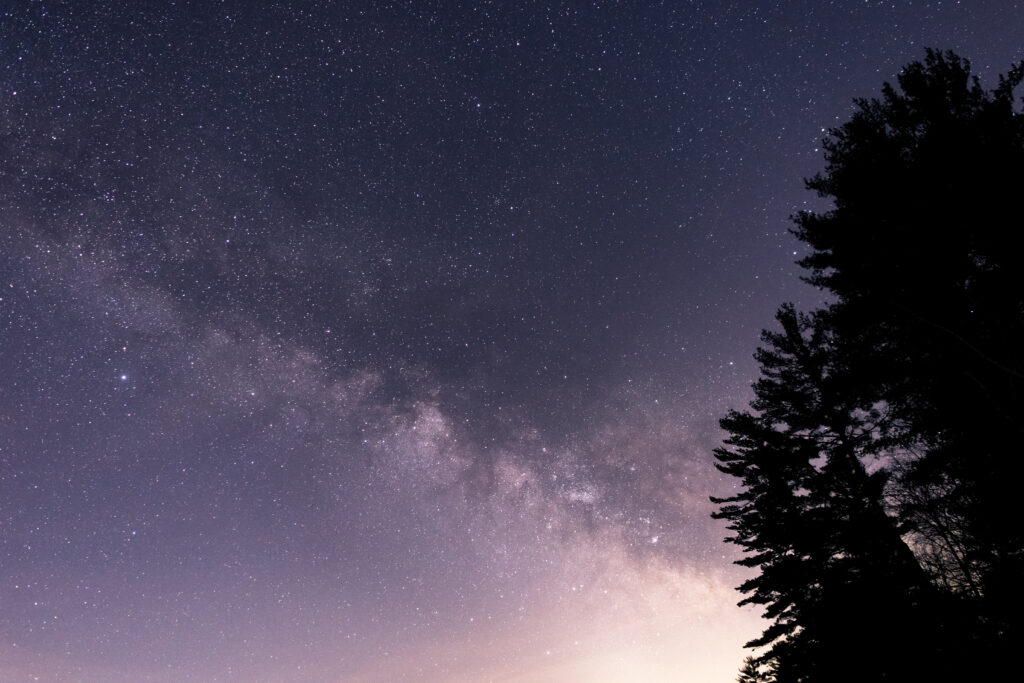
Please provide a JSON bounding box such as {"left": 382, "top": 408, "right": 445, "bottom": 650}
{"left": 713, "top": 306, "right": 933, "bottom": 682}
{"left": 793, "top": 49, "right": 1024, "bottom": 654}
{"left": 714, "top": 49, "right": 1023, "bottom": 682}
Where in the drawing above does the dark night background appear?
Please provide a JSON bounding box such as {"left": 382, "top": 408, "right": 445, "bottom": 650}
{"left": 1, "top": 2, "right": 1022, "bottom": 681}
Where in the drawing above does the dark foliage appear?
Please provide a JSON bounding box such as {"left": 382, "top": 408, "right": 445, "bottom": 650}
{"left": 736, "top": 655, "right": 768, "bottom": 683}
{"left": 714, "top": 50, "right": 1024, "bottom": 681}
{"left": 713, "top": 307, "right": 939, "bottom": 681}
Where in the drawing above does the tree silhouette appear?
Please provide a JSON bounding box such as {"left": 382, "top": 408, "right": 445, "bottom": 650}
{"left": 714, "top": 50, "right": 1023, "bottom": 682}
{"left": 713, "top": 306, "right": 935, "bottom": 682}
{"left": 794, "top": 48, "right": 1024, "bottom": 660}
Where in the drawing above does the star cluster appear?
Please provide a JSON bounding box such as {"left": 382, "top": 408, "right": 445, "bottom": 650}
{"left": 2, "top": 2, "right": 1021, "bottom": 681}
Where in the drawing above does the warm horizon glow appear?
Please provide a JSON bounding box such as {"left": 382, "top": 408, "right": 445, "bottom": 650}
{"left": 2, "top": 2, "right": 1020, "bottom": 680}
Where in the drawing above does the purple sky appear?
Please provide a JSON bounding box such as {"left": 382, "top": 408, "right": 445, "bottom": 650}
{"left": 2, "top": 2, "right": 1022, "bottom": 680}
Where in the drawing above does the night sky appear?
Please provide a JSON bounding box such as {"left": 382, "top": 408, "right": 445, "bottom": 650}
{"left": 1, "top": 2, "right": 1021, "bottom": 681}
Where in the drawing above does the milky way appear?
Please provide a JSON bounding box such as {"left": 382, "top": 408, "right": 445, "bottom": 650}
{"left": 2, "top": 2, "right": 1021, "bottom": 681}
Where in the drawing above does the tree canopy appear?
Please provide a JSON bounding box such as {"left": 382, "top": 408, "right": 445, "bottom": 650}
{"left": 713, "top": 49, "right": 1024, "bottom": 682}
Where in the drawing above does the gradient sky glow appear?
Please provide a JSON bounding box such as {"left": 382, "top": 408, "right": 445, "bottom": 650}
{"left": 2, "top": 2, "right": 1023, "bottom": 681}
